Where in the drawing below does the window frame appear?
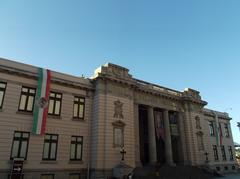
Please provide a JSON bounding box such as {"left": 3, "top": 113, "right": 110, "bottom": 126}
{"left": 41, "top": 174, "right": 55, "bottom": 179}
{"left": 228, "top": 146, "right": 234, "bottom": 161}
{"left": 70, "top": 136, "right": 83, "bottom": 161}
{"left": 221, "top": 145, "right": 227, "bottom": 161}
{"left": 18, "top": 86, "right": 36, "bottom": 112}
{"left": 10, "top": 131, "right": 30, "bottom": 160}
{"left": 0, "top": 82, "right": 7, "bottom": 109}
{"left": 209, "top": 121, "right": 215, "bottom": 136}
{"left": 224, "top": 123, "right": 230, "bottom": 137}
{"left": 69, "top": 173, "right": 81, "bottom": 179}
{"left": 73, "top": 96, "right": 85, "bottom": 120}
{"left": 213, "top": 145, "right": 219, "bottom": 161}
{"left": 48, "top": 92, "right": 62, "bottom": 116}
{"left": 42, "top": 134, "right": 58, "bottom": 161}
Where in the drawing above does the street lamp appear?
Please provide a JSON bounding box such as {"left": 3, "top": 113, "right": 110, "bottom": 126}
{"left": 237, "top": 122, "right": 240, "bottom": 132}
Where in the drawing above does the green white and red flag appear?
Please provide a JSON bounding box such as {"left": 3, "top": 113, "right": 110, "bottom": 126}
{"left": 33, "top": 68, "right": 51, "bottom": 135}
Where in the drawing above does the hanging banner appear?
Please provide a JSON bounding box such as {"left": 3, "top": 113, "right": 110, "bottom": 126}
{"left": 154, "top": 110, "right": 165, "bottom": 140}
{"left": 33, "top": 68, "right": 51, "bottom": 135}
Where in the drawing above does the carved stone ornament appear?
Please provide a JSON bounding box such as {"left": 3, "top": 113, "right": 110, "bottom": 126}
{"left": 114, "top": 100, "right": 124, "bottom": 119}
{"left": 37, "top": 97, "right": 48, "bottom": 108}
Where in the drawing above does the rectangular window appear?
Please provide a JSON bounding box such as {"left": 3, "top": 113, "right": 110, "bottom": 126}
{"left": 73, "top": 97, "right": 85, "bottom": 119}
{"left": 228, "top": 146, "right": 234, "bottom": 161}
{"left": 18, "top": 86, "right": 36, "bottom": 112}
{"left": 209, "top": 121, "right": 215, "bottom": 136}
{"left": 42, "top": 134, "right": 58, "bottom": 160}
{"left": 70, "top": 136, "right": 83, "bottom": 161}
{"left": 224, "top": 123, "right": 230, "bottom": 137}
{"left": 69, "top": 173, "right": 81, "bottom": 179}
{"left": 41, "top": 174, "right": 54, "bottom": 179}
{"left": 221, "top": 146, "right": 226, "bottom": 161}
{"left": 0, "top": 82, "right": 7, "bottom": 109}
{"left": 10, "top": 131, "right": 30, "bottom": 160}
{"left": 114, "top": 127, "right": 123, "bottom": 147}
{"left": 48, "top": 92, "right": 62, "bottom": 116}
{"left": 213, "top": 145, "right": 219, "bottom": 161}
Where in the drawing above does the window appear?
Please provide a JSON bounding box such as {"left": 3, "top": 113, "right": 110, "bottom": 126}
{"left": 114, "top": 127, "right": 123, "bottom": 147}
{"left": 228, "top": 146, "right": 234, "bottom": 161}
{"left": 69, "top": 173, "right": 81, "bottom": 179}
{"left": 213, "top": 145, "right": 219, "bottom": 161}
{"left": 42, "top": 134, "right": 58, "bottom": 160}
{"left": 232, "top": 165, "right": 236, "bottom": 170}
{"left": 18, "top": 86, "right": 36, "bottom": 112}
{"left": 221, "top": 146, "right": 226, "bottom": 161}
{"left": 224, "top": 166, "right": 228, "bottom": 171}
{"left": 209, "top": 121, "right": 215, "bottom": 136}
{"left": 70, "top": 136, "right": 83, "bottom": 161}
{"left": 0, "top": 82, "right": 7, "bottom": 109}
{"left": 224, "top": 123, "right": 230, "bottom": 137}
{"left": 41, "top": 174, "right": 54, "bottom": 179}
{"left": 73, "top": 97, "right": 85, "bottom": 119}
{"left": 48, "top": 92, "right": 62, "bottom": 115}
{"left": 10, "top": 131, "right": 30, "bottom": 160}
{"left": 216, "top": 167, "right": 220, "bottom": 171}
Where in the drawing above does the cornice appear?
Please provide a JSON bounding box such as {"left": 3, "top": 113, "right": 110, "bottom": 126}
{"left": 0, "top": 65, "right": 94, "bottom": 91}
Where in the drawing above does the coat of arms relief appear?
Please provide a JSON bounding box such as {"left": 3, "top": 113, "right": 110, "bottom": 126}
{"left": 114, "top": 100, "right": 124, "bottom": 119}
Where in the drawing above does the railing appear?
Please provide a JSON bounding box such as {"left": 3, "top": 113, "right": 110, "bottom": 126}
{"left": 135, "top": 79, "right": 182, "bottom": 97}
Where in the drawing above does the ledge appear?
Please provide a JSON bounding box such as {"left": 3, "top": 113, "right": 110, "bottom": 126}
{"left": 72, "top": 118, "right": 85, "bottom": 122}
{"left": 47, "top": 115, "right": 62, "bottom": 120}
{"left": 68, "top": 160, "right": 84, "bottom": 164}
{"left": 16, "top": 111, "right": 33, "bottom": 116}
{"left": 40, "top": 161, "right": 58, "bottom": 164}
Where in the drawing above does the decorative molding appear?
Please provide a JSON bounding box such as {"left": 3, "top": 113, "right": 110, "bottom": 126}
{"left": 112, "top": 120, "right": 126, "bottom": 127}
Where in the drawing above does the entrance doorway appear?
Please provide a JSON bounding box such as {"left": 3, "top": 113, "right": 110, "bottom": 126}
{"left": 138, "top": 105, "right": 149, "bottom": 165}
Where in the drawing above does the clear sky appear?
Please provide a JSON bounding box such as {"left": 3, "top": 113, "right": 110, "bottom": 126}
{"left": 0, "top": 0, "right": 240, "bottom": 143}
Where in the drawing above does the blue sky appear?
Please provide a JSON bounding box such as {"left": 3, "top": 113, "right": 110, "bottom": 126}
{"left": 0, "top": 0, "right": 240, "bottom": 143}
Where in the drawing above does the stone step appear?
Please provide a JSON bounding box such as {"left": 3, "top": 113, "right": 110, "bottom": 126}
{"left": 131, "top": 165, "right": 221, "bottom": 179}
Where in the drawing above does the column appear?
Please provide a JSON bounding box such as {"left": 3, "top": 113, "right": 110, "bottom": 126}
{"left": 148, "top": 106, "right": 157, "bottom": 164}
{"left": 178, "top": 112, "right": 189, "bottom": 165}
{"left": 163, "top": 109, "right": 175, "bottom": 166}
{"left": 134, "top": 104, "right": 141, "bottom": 166}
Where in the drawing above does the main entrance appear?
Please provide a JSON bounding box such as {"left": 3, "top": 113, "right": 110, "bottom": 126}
{"left": 138, "top": 106, "right": 166, "bottom": 165}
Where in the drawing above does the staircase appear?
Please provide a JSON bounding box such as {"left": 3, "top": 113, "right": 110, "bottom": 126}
{"left": 131, "top": 165, "right": 221, "bottom": 179}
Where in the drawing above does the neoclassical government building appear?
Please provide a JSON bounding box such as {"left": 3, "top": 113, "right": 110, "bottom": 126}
{"left": 0, "top": 58, "right": 237, "bottom": 179}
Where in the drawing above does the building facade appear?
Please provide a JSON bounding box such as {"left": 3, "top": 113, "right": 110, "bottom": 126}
{"left": 0, "top": 58, "right": 237, "bottom": 179}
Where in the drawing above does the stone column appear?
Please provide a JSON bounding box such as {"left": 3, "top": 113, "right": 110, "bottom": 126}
{"left": 163, "top": 109, "right": 175, "bottom": 166}
{"left": 134, "top": 104, "right": 141, "bottom": 167}
{"left": 178, "top": 112, "right": 189, "bottom": 165}
{"left": 148, "top": 106, "right": 157, "bottom": 164}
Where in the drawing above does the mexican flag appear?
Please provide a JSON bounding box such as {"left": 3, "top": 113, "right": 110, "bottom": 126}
{"left": 33, "top": 68, "right": 51, "bottom": 135}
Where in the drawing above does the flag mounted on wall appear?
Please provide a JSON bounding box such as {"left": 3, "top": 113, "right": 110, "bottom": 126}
{"left": 33, "top": 68, "right": 51, "bottom": 135}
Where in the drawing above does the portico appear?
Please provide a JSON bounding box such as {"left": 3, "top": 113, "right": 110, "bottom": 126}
{"left": 137, "top": 103, "right": 184, "bottom": 166}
